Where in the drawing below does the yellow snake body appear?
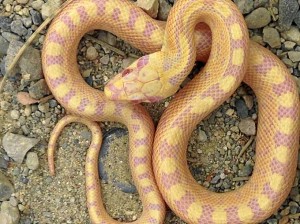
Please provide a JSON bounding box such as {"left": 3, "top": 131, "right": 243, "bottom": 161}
{"left": 42, "top": 0, "right": 300, "bottom": 223}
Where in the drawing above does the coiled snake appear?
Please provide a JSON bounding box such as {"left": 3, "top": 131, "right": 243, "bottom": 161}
{"left": 42, "top": 0, "right": 300, "bottom": 223}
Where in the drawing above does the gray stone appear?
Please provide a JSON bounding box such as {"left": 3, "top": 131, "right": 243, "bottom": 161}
{"left": 136, "top": 0, "right": 159, "bottom": 18}
{"left": 25, "top": 152, "right": 39, "bottom": 170}
{"left": 210, "top": 175, "right": 220, "bottom": 184}
{"left": 242, "top": 95, "right": 254, "bottom": 110}
{"left": 0, "top": 60, "right": 5, "bottom": 76}
{"left": 278, "top": 0, "right": 299, "bottom": 31}
{"left": 41, "top": 0, "right": 62, "bottom": 19}
{"left": 198, "top": 130, "right": 207, "bottom": 142}
{"left": 10, "top": 110, "right": 20, "bottom": 120}
{"left": 0, "top": 156, "right": 8, "bottom": 169}
{"left": 10, "top": 20, "right": 28, "bottom": 36}
{"left": 49, "top": 99, "right": 58, "bottom": 108}
{"left": 288, "top": 51, "right": 300, "bottom": 62}
{"left": 157, "top": 0, "right": 172, "bottom": 21}
{"left": 283, "top": 41, "right": 296, "bottom": 51}
{"left": 86, "top": 46, "right": 98, "bottom": 60}
{"left": 0, "top": 35, "right": 9, "bottom": 58}
{"left": 245, "top": 7, "right": 271, "bottom": 29}
{"left": 30, "top": 9, "right": 42, "bottom": 25}
{"left": 1, "top": 32, "right": 20, "bottom": 42}
{"left": 100, "top": 54, "right": 110, "bottom": 65}
{"left": 263, "top": 27, "right": 281, "bottom": 48}
{"left": 295, "top": 11, "right": 300, "bottom": 28}
{"left": 266, "top": 219, "right": 278, "bottom": 224}
{"left": 235, "top": 99, "right": 248, "bottom": 118}
{"left": 2, "top": 133, "right": 39, "bottom": 163}
{"left": 238, "top": 118, "right": 256, "bottom": 135}
{"left": 253, "top": 0, "right": 268, "bottom": 8}
{"left": 28, "top": 79, "right": 51, "bottom": 99}
{"left": 282, "top": 58, "right": 296, "bottom": 68}
{"left": 238, "top": 164, "right": 253, "bottom": 177}
{"left": 281, "top": 26, "right": 300, "bottom": 46}
{"left": 31, "top": 0, "right": 44, "bottom": 10}
{"left": 0, "top": 173, "right": 14, "bottom": 201}
{"left": 19, "top": 45, "right": 42, "bottom": 80}
{"left": 290, "top": 186, "right": 299, "bottom": 202}
{"left": 5, "top": 39, "right": 42, "bottom": 79}
{"left": 21, "top": 17, "right": 32, "bottom": 28}
{"left": 107, "top": 33, "right": 117, "bottom": 46}
{"left": 233, "top": 0, "right": 254, "bottom": 14}
{"left": 38, "top": 102, "right": 50, "bottom": 113}
{"left": 9, "top": 197, "right": 18, "bottom": 207}
{"left": 0, "top": 201, "right": 20, "bottom": 224}
{"left": 0, "top": 16, "right": 12, "bottom": 32}
{"left": 5, "top": 40, "right": 23, "bottom": 75}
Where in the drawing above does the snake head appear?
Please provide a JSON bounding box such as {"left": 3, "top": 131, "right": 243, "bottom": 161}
{"left": 104, "top": 55, "right": 164, "bottom": 103}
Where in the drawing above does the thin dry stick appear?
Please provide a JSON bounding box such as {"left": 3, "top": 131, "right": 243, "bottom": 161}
{"left": 0, "top": 0, "right": 74, "bottom": 93}
{"left": 238, "top": 135, "right": 255, "bottom": 158}
{"left": 85, "top": 35, "right": 127, "bottom": 57}
{"left": 232, "top": 176, "right": 250, "bottom": 182}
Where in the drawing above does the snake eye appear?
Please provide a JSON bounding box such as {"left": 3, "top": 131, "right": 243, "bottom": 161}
{"left": 122, "top": 68, "right": 133, "bottom": 77}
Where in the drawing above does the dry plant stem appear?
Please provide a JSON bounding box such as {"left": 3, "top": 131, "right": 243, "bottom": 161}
{"left": 238, "top": 135, "right": 255, "bottom": 158}
{"left": 232, "top": 176, "right": 250, "bottom": 182}
{"left": 85, "top": 35, "right": 127, "bottom": 57}
{"left": 0, "top": 0, "right": 75, "bottom": 93}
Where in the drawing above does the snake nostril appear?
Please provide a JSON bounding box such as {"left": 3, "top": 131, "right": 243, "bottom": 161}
{"left": 122, "top": 68, "right": 133, "bottom": 77}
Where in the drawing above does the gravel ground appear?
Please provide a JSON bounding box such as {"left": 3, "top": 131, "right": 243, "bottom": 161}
{"left": 0, "top": 0, "right": 300, "bottom": 224}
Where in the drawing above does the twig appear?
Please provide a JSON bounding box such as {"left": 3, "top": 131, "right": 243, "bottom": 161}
{"left": 232, "top": 176, "right": 250, "bottom": 182}
{"left": 0, "top": 0, "right": 74, "bottom": 93}
{"left": 39, "top": 94, "right": 54, "bottom": 104}
{"left": 128, "top": 53, "right": 141, "bottom": 59}
{"left": 85, "top": 35, "right": 126, "bottom": 57}
{"left": 238, "top": 135, "right": 255, "bottom": 158}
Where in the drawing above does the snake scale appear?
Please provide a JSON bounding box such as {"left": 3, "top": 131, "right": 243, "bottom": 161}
{"left": 42, "top": 0, "right": 300, "bottom": 223}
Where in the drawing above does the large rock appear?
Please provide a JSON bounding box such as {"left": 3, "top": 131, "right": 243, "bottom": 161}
{"left": 245, "top": 7, "right": 271, "bottom": 29}
{"left": 278, "top": 0, "right": 299, "bottom": 31}
{"left": 263, "top": 27, "right": 281, "bottom": 48}
{"left": 5, "top": 40, "right": 42, "bottom": 80}
{"left": 2, "top": 133, "right": 39, "bottom": 163}
{"left": 0, "top": 201, "right": 20, "bottom": 224}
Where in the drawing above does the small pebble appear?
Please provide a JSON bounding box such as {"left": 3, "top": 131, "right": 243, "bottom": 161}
{"left": 86, "top": 46, "right": 98, "bottom": 60}
{"left": 238, "top": 118, "right": 256, "bottom": 136}
{"left": 10, "top": 109, "right": 20, "bottom": 120}
{"left": 25, "top": 152, "right": 39, "bottom": 170}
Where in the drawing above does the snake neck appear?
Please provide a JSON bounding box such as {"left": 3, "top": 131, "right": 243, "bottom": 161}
{"left": 159, "top": 0, "right": 247, "bottom": 92}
